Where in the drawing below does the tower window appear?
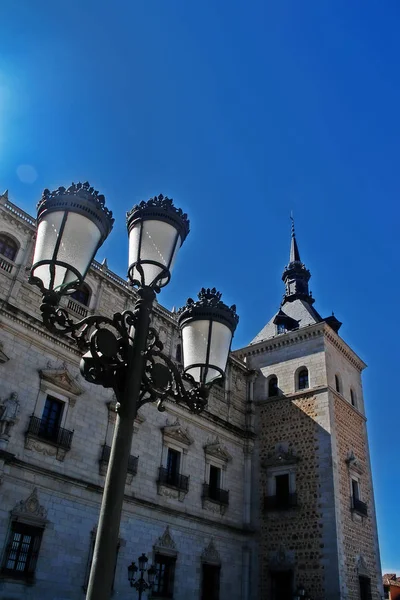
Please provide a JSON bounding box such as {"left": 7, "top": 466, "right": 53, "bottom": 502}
{"left": 297, "top": 368, "right": 309, "bottom": 390}
{"left": 0, "top": 234, "right": 18, "bottom": 261}
{"left": 277, "top": 323, "right": 286, "bottom": 335}
{"left": 350, "top": 389, "right": 356, "bottom": 407}
{"left": 335, "top": 374, "right": 342, "bottom": 394}
{"left": 268, "top": 376, "right": 278, "bottom": 397}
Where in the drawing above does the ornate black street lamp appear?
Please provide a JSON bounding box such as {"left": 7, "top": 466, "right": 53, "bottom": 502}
{"left": 294, "top": 585, "right": 310, "bottom": 600}
{"left": 128, "top": 554, "right": 156, "bottom": 599}
{"left": 28, "top": 183, "right": 239, "bottom": 600}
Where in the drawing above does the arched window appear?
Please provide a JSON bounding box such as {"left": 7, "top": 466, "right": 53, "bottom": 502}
{"left": 335, "top": 374, "right": 341, "bottom": 394}
{"left": 176, "top": 343, "right": 182, "bottom": 363}
{"left": 298, "top": 368, "right": 309, "bottom": 390}
{"left": 0, "top": 234, "right": 18, "bottom": 261}
{"left": 268, "top": 375, "right": 278, "bottom": 397}
{"left": 71, "top": 284, "right": 91, "bottom": 306}
{"left": 350, "top": 388, "right": 356, "bottom": 407}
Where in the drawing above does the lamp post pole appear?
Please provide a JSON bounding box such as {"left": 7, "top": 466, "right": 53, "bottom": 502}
{"left": 28, "top": 184, "right": 239, "bottom": 600}
{"left": 86, "top": 287, "right": 155, "bottom": 600}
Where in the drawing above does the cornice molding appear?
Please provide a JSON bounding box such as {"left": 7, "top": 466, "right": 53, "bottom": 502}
{"left": 235, "top": 322, "right": 366, "bottom": 372}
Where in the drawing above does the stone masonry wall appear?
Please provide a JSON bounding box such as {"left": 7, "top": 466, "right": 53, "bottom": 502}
{"left": 258, "top": 393, "right": 326, "bottom": 600}
{"left": 333, "top": 393, "right": 381, "bottom": 599}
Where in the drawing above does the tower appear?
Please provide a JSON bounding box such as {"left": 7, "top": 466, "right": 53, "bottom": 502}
{"left": 235, "top": 222, "right": 382, "bottom": 600}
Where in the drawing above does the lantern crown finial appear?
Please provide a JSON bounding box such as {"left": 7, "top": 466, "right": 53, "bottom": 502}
{"left": 126, "top": 194, "right": 190, "bottom": 242}
{"left": 37, "top": 182, "right": 114, "bottom": 232}
{"left": 179, "top": 287, "right": 239, "bottom": 332}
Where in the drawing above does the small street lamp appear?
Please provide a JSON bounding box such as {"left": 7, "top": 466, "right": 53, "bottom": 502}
{"left": 294, "top": 585, "right": 309, "bottom": 600}
{"left": 28, "top": 183, "right": 239, "bottom": 600}
{"left": 128, "top": 554, "right": 156, "bottom": 599}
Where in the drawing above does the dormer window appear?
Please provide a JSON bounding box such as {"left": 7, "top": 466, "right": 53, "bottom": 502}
{"left": 277, "top": 323, "right": 286, "bottom": 335}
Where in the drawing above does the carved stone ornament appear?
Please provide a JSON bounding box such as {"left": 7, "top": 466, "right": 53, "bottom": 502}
{"left": 269, "top": 546, "right": 295, "bottom": 568}
{"left": 162, "top": 419, "right": 194, "bottom": 450}
{"left": 345, "top": 450, "right": 364, "bottom": 475}
{"left": 0, "top": 392, "right": 20, "bottom": 448}
{"left": 204, "top": 437, "right": 232, "bottom": 464}
{"left": 11, "top": 488, "right": 47, "bottom": 527}
{"left": 39, "top": 368, "right": 83, "bottom": 407}
{"left": 154, "top": 526, "right": 178, "bottom": 557}
{"left": 201, "top": 539, "right": 221, "bottom": 565}
{"left": 202, "top": 498, "right": 227, "bottom": 516}
{"left": 157, "top": 482, "right": 188, "bottom": 502}
{"left": 262, "top": 444, "right": 300, "bottom": 468}
{"left": 356, "top": 555, "right": 370, "bottom": 577}
{"left": 25, "top": 436, "right": 67, "bottom": 462}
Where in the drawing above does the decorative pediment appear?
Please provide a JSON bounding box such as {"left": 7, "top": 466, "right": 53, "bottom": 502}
{"left": 162, "top": 419, "right": 194, "bottom": 449}
{"left": 154, "top": 526, "right": 177, "bottom": 557}
{"left": 201, "top": 539, "right": 221, "bottom": 565}
{"left": 11, "top": 488, "right": 47, "bottom": 527}
{"left": 204, "top": 438, "right": 232, "bottom": 463}
{"left": 39, "top": 369, "right": 83, "bottom": 405}
{"left": 345, "top": 450, "right": 364, "bottom": 474}
{"left": 262, "top": 444, "right": 299, "bottom": 468}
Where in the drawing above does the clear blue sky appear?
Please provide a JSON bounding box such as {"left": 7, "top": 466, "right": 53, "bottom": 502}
{"left": 1, "top": 0, "right": 399, "bottom": 574}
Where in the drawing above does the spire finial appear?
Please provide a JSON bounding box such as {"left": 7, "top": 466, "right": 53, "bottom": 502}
{"left": 290, "top": 211, "right": 295, "bottom": 238}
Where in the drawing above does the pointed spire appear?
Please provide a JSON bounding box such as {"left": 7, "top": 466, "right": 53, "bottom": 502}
{"left": 281, "top": 217, "right": 314, "bottom": 305}
{"left": 290, "top": 214, "right": 301, "bottom": 263}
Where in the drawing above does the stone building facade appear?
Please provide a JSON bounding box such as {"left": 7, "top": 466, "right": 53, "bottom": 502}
{"left": 0, "top": 190, "right": 382, "bottom": 600}
{"left": 234, "top": 226, "right": 383, "bottom": 600}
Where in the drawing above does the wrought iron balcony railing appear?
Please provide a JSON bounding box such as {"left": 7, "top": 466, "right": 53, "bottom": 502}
{"left": 100, "top": 444, "right": 138, "bottom": 475}
{"left": 351, "top": 496, "right": 368, "bottom": 516}
{"left": 264, "top": 493, "right": 298, "bottom": 511}
{"left": 26, "top": 415, "right": 74, "bottom": 450}
{"left": 158, "top": 466, "right": 189, "bottom": 492}
{"left": 202, "top": 483, "right": 229, "bottom": 505}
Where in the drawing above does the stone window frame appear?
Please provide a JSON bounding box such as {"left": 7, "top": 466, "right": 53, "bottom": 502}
{"left": 25, "top": 369, "right": 82, "bottom": 461}
{"left": 83, "top": 527, "right": 122, "bottom": 593}
{"left": 266, "top": 374, "right": 279, "bottom": 398}
{"left": 267, "top": 464, "right": 297, "bottom": 498}
{"left": 0, "top": 231, "right": 20, "bottom": 262}
{"left": 203, "top": 440, "right": 232, "bottom": 490}
{"left": 1, "top": 489, "right": 47, "bottom": 584}
{"left": 295, "top": 366, "right": 309, "bottom": 391}
{"left": 70, "top": 282, "right": 92, "bottom": 307}
{"left": 151, "top": 526, "right": 178, "bottom": 599}
{"left": 335, "top": 373, "right": 342, "bottom": 394}
{"left": 350, "top": 387, "right": 357, "bottom": 408}
{"left": 157, "top": 420, "right": 193, "bottom": 501}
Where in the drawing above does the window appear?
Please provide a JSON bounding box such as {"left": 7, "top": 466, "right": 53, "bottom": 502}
{"left": 153, "top": 554, "right": 176, "bottom": 598}
{"left": 71, "top": 284, "right": 90, "bottom": 306}
{"left": 268, "top": 376, "right": 278, "bottom": 397}
{"left": 209, "top": 465, "right": 221, "bottom": 501}
{"left": 277, "top": 323, "right": 286, "bottom": 334}
{"left": 352, "top": 478, "right": 360, "bottom": 501}
{"left": 335, "top": 374, "right": 341, "bottom": 393}
{"left": 201, "top": 564, "right": 220, "bottom": 600}
{"left": 39, "top": 395, "right": 64, "bottom": 443}
{"left": 297, "top": 368, "right": 309, "bottom": 390}
{"left": 350, "top": 388, "right": 356, "bottom": 407}
{"left": 270, "top": 570, "right": 293, "bottom": 600}
{"left": 0, "top": 234, "right": 18, "bottom": 261}
{"left": 175, "top": 343, "right": 182, "bottom": 363}
{"left": 384, "top": 587, "right": 389, "bottom": 600}
{"left": 166, "top": 448, "right": 181, "bottom": 485}
{"left": 359, "top": 576, "right": 372, "bottom": 600}
{"left": 2, "top": 522, "right": 43, "bottom": 580}
{"left": 275, "top": 473, "right": 290, "bottom": 507}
